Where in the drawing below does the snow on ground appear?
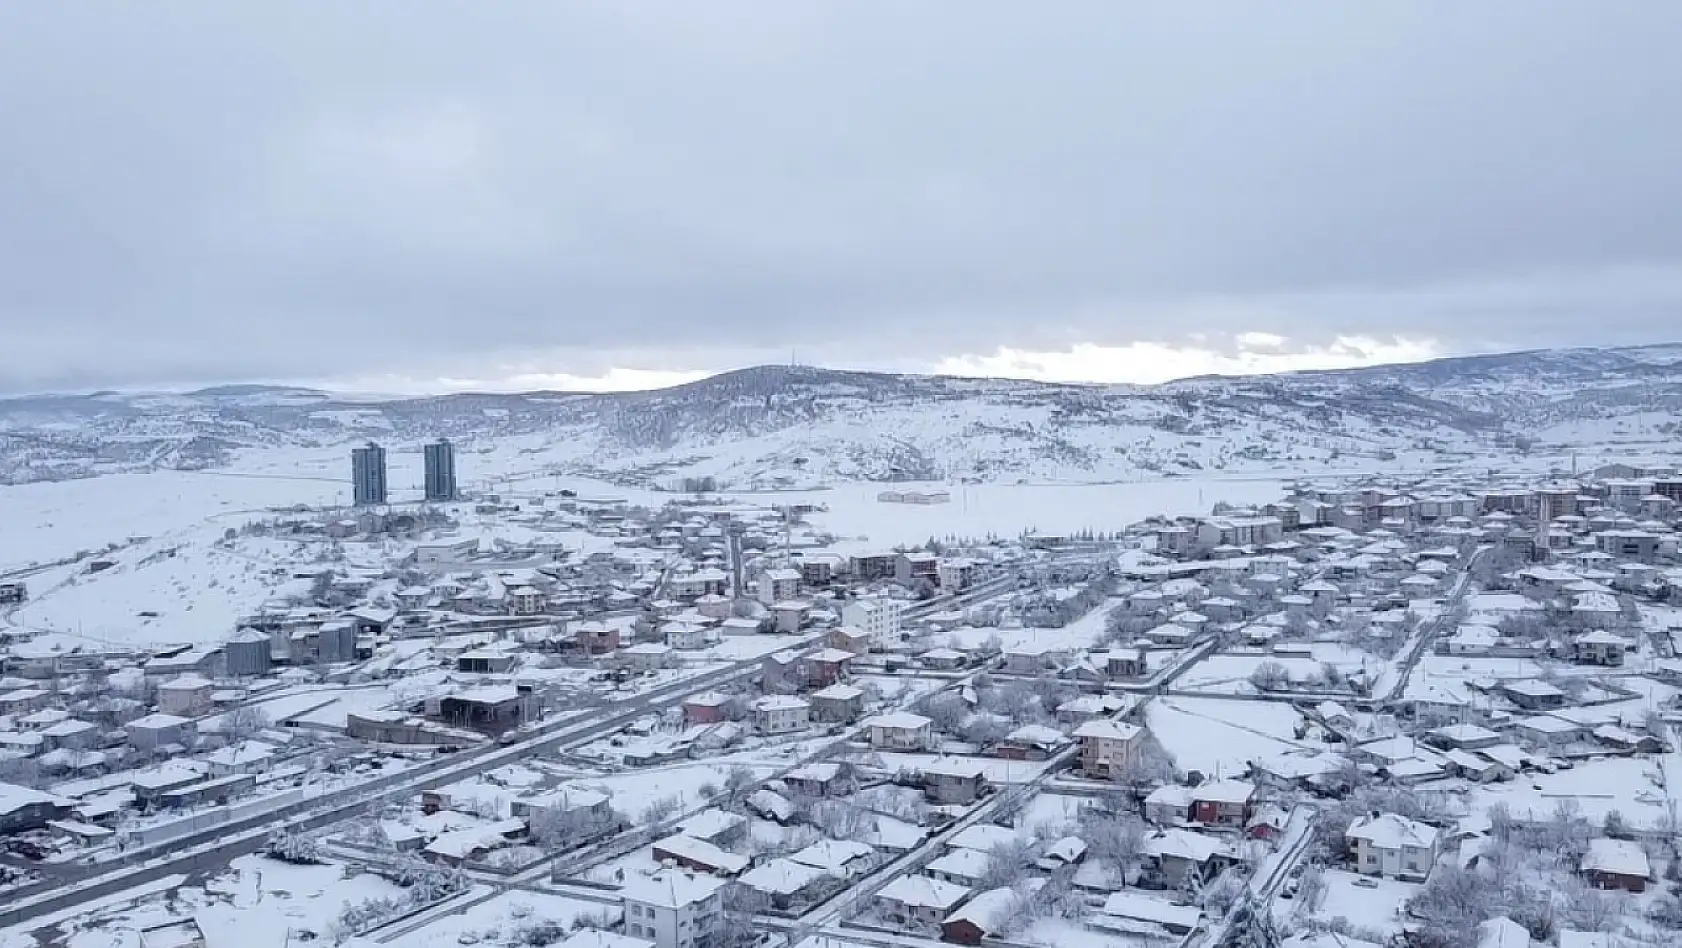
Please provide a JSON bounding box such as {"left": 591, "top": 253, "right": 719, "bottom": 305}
{"left": 868, "top": 752, "right": 1056, "bottom": 785}
{"left": 1176, "top": 645, "right": 1378, "bottom": 695}
{"left": 578, "top": 760, "right": 778, "bottom": 818}
{"left": 1310, "top": 868, "right": 1418, "bottom": 938}
{"left": 8, "top": 531, "right": 323, "bottom": 648}
{"left": 852, "top": 674, "right": 951, "bottom": 704}
{"left": 15, "top": 855, "right": 410, "bottom": 948}
{"left": 1146, "top": 696, "right": 1312, "bottom": 777}
{"left": 1469, "top": 755, "right": 1674, "bottom": 829}
{"left": 1023, "top": 917, "right": 1159, "bottom": 948}
{"left": 944, "top": 600, "right": 1119, "bottom": 655}
{"left": 1017, "top": 792, "right": 1088, "bottom": 833}
{"left": 0, "top": 470, "right": 343, "bottom": 571}
{"left": 390, "top": 890, "right": 615, "bottom": 947}
{"left": 703, "top": 634, "right": 814, "bottom": 661}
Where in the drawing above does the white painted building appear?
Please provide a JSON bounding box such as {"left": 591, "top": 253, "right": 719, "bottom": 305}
{"left": 1346, "top": 812, "right": 1439, "bottom": 880}
{"left": 753, "top": 695, "right": 811, "bottom": 735}
{"left": 619, "top": 867, "right": 726, "bottom": 948}
{"left": 842, "top": 597, "right": 905, "bottom": 650}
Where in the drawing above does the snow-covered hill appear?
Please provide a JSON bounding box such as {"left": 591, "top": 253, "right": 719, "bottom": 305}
{"left": 3, "top": 344, "right": 1680, "bottom": 488}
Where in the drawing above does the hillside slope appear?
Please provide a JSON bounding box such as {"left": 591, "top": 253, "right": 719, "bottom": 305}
{"left": 2, "top": 345, "right": 1678, "bottom": 487}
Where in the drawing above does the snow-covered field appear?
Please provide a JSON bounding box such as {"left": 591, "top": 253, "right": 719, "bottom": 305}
{"left": 1144, "top": 695, "right": 1313, "bottom": 777}
{"left": 0, "top": 446, "right": 1294, "bottom": 649}
{"left": 1310, "top": 868, "right": 1418, "bottom": 938}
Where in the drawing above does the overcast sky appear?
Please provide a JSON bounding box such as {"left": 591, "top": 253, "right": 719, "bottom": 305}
{"left": 5, "top": 3, "right": 1682, "bottom": 394}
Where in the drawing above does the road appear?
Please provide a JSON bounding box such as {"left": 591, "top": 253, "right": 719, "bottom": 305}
{"left": 1377, "top": 544, "right": 1487, "bottom": 705}
{"left": 0, "top": 559, "right": 1078, "bottom": 932}
{"left": 0, "top": 645, "right": 801, "bottom": 929}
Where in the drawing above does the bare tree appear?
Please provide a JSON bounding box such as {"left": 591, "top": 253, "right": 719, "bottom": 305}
{"left": 639, "top": 795, "right": 681, "bottom": 826}
{"left": 921, "top": 692, "right": 969, "bottom": 734}
{"left": 221, "top": 704, "right": 272, "bottom": 743}
{"left": 716, "top": 885, "right": 772, "bottom": 947}
{"left": 979, "top": 838, "right": 1039, "bottom": 889}
{"left": 722, "top": 764, "right": 758, "bottom": 802}
{"left": 1250, "top": 661, "right": 1291, "bottom": 692}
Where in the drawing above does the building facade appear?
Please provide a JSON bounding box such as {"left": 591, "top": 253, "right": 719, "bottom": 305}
{"left": 352, "top": 442, "right": 388, "bottom": 507}
{"left": 424, "top": 438, "right": 458, "bottom": 502}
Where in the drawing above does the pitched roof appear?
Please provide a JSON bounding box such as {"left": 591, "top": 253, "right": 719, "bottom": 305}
{"left": 877, "top": 874, "right": 970, "bottom": 910}
{"left": 1346, "top": 812, "right": 1437, "bottom": 850}
{"left": 618, "top": 866, "right": 728, "bottom": 909}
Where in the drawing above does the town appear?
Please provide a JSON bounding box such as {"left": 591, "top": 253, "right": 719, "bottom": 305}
{"left": 5, "top": 448, "right": 1682, "bottom": 948}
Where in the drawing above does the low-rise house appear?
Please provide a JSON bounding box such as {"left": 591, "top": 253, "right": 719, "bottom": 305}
{"left": 1516, "top": 714, "right": 1584, "bottom": 750}
{"left": 0, "top": 782, "right": 72, "bottom": 833}
{"left": 619, "top": 866, "right": 727, "bottom": 948}
{"left": 941, "top": 881, "right": 1044, "bottom": 946}
{"left": 682, "top": 693, "right": 731, "bottom": 727}
{"left": 1035, "top": 835, "right": 1088, "bottom": 871}
{"left": 753, "top": 696, "right": 810, "bottom": 735}
{"left": 157, "top": 675, "right": 215, "bottom": 716}
{"left": 918, "top": 648, "right": 968, "bottom": 671}
{"left": 1572, "top": 630, "right": 1626, "bottom": 666}
{"left": 457, "top": 648, "right": 519, "bottom": 674}
{"left": 1444, "top": 749, "right": 1513, "bottom": 783}
{"left": 1057, "top": 693, "right": 1130, "bottom": 724}
{"left": 1096, "top": 892, "right": 1201, "bottom": 938}
{"left": 126, "top": 713, "right": 197, "bottom": 753}
{"left": 1190, "top": 780, "right": 1256, "bottom": 827}
{"left": 1074, "top": 718, "right": 1143, "bottom": 780}
{"left": 433, "top": 685, "right": 541, "bottom": 732}
{"left": 924, "top": 846, "right": 992, "bottom": 887}
{"left": 675, "top": 809, "right": 747, "bottom": 849}
{"left": 995, "top": 724, "right": 1069, "bottom": 761}
{"left": 1346, "top": 812, "right": 1439, "bottom": 880}
{"left": 783, "top": 762, "right": 850, "bottom": 798}
{"left": 809, "top": 683, "right": 865, "bottom": 723}
{"left": 828, "top": 625, "right": 872, "bottom": 656}
{"left": 1426, "top": 723, "right": 1503, "bottom": 751}
{"left": 1499, "top": 679, "right": 1567, "bottom": 711}
{"left": 130, "top": 760, "right": 211, "bottom": 805}
{"left": 866, "top": 712, "right": 933, "bottom": 751}
{"left": 1001, "top": 643, "right": 1065, "bottom": 675}
{"left": 875, "top": 875, "right": 971, "bottom": 931}
{"left": 922, "top": 757, "right": 989, "bottom": 804}
{"left": 650, "top": 833, "right": 749, "bottom": 876}
{"left": 738, "top": 857, "right": 830, "bottom": 908}
{"left": 802, "top": 648, "right": 855, "bottom": 688}
{"left": 1142, "top": 828, "right": 1233, "bottom": 887}
{"left": 423, "top": 818, "right": 526, "bottom": 866}
{"left": 1581, "top": 838, "right": 1651, "bottom": 893}
{"left": 510, "top": 787, "right": 615, "bottom": 827}
{"left": 39, "top": 718, "right": 97, "bottom": 752}
{"left": 1104, "top": 647, "right": 1148, "bottom": 679}
{"left": 1144, "top": 784, "right": 1194, "bottom": 825}
{"left": 205, "top": 740, "right": 278, "bottom": 777}
{"left": 760, "top": 650, "right": 804, "bottom": 693}
{"left": 789, "top": 839, "right": 874, "bottom": 879}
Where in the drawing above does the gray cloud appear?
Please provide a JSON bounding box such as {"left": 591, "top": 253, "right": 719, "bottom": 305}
{"left": 3, "top": 2, "right": 1682, "bottom": 392}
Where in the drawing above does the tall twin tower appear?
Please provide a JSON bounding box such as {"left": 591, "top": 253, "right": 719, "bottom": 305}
{"left": 351, "top": 439, "right": 457, "bottom": 506}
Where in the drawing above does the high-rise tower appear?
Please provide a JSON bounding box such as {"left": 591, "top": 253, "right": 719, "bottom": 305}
{"left": 423, "top": 438, "right": 457, "bottom": 502}
{"left": 351, "top": 442, "right": 388, "bottom": 506}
